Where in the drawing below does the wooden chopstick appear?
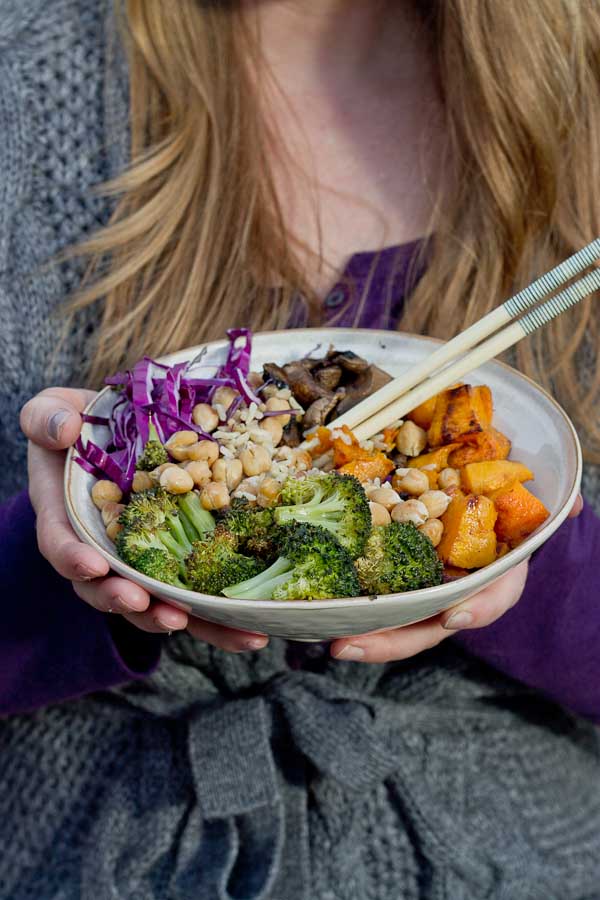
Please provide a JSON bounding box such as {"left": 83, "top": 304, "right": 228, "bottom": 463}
{"left": 332, "top": 237, "right": 600, "bottom": 435}
{"left": 346, "top": 262, "right": 600, "bottom": 442}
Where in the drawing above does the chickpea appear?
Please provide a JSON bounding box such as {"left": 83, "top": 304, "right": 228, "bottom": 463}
{"left": 186, "top": 440, "right": 220, "bottom": 466}
{"left": 165, "top": 430, "right": 198, "bottom": 450}
{"left": 200, "top": 481, "right": 230, "bottom": 510}
{"left": 418, "top": 490, "right": 451, "bottom": 519}
{"left": 418, "top": 518, "right": 444, "bottom": 547}
{"left": 149, "top": 462, "right": 179, "bottom": 483}
{"left": 160, "top": 466, "right": 195, "bottom": 494}
{"left": 264, "top": 396, "right": 292, "bottom": 426}
{"left": 91, "top": 480, "right": 122, "bottom": 510}
{"left": 184, "top": 459, "right": 212, "bottom": 487}
{"left": 391, "top": 499, "right": 429, "bottom": 527}
{"left": 106, "top": 520, "right": 123, "bottom": 543}
{"left": 239, "top": 444, "right": 271, "bottom": 477}
{"left": 257, "top": 477, "right": 283, "bottom": 508}
{"left": 369, "top": 486, "right": 402, "bottom": 510}
{"left": 165, "top": 430, "right": 199, "bottom": 461}
{"left": 392, "top": 468, "right": 430, "bottom": 496}
{"left": 213, "top": 386, "right": 238, "bottom": 410}
{"left": 395, "top": 421, "right": 427, "bottom": 457}
{"left": 247, "top": 372, "right": 264, "bottom": 390}
{"left": 132, "top": 470, "right": 153, "bottom": 493}
{"left": 192, "top": 403, "right": 219, "bottom": 433}
{"left": 369, "top": 501, "right": 392, "bottom": 526}
{"left": 212, "top": 457, "right": 244, "bottom": 491}
{"left": 101, "top": 501, "right": 125, "bottom": 527}
{"left": 260, "top": 416, "right": 284, "bottom": 447}
{"left": 438, "top": 467, "right": 461, "bottom": 491}
{"left": 289, "top": 448, "right": 312, "bottom": 471}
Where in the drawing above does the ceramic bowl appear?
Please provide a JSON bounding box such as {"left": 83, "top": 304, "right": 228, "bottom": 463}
{"left": 64, "top": 328, "right": 582, "bottom": 641}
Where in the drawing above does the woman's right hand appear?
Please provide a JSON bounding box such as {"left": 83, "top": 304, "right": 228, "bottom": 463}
{"left": 19, "top": 388, "right": 268, "bottom": 652}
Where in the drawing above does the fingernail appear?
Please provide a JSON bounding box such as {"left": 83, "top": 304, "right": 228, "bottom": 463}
{"left": 334, "top": 644, "right": 365, "bottom": 661}
{"left": 444, "top": 610, "right": 473, "bottom": 630}
{"left": 154, "top": 610, "right": 184, "bottom": 630}
{"left": 47, "top": 409, "right": 71, "bottom": 442}
{"left": 244, "top": 637, "right": 268, "bottom": 651}
{"left": 75, "top": 563, "right": 102, "bottom": 580}
{"left": 115, "top": 594, "right": 147, "bottom": 613}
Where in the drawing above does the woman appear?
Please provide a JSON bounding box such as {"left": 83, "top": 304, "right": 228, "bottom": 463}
{"left": 2, "top": 1, "right": 600, "bottom": 897}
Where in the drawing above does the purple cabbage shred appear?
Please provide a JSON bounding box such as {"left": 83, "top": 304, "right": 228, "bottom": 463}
{"left": 74, "top": 330, "right": 256, "bottom": 491}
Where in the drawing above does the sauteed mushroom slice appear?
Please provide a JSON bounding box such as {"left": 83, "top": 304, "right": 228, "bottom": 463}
{"left": 282, "top": 360, "right": 331, "bottom": 406}
{"left": 303, "top": 393, "right": 343, "bottom": 430}
{"left": 326, "top": 349, "right": 371, "bottom": 374}
{"left": 335, "top": 364, "right": 392, "bottom": 415}
{"left": 314, "top": 364, "right": 343, "bottom": 391}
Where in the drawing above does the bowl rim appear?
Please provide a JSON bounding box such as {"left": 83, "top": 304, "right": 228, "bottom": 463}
{"left": 64, "top": 327, "right": 582, "bottom": 610}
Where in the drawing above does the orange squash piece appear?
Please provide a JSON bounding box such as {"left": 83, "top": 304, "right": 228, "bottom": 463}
{"left": 427, "top": 385, "right": 493, "bottom": 447}
{"left": 310, "top": 426, "right": 333, "bottom": 456}
{"left": 407, "top": 395, "right": 438, "bottom": 431}
{"left": 423, "top": 469, "right": 439, "bottom": 490}
{"left": 460, "top": 460, "right": 534, "bottom": 495}
{"left": 489, "top": 481, "right": 550, "bottom": 547}
{"left": 448, "top": 427, "right": 511, "bottom": 467}
{"left": 338, "top": 455, "right": 395, "bottom": 484}
{"left": 438, "top": 493, "right": 498, "bottom": 569}
{"left": 407, "top": 443, "right": 461, "bottom": 472}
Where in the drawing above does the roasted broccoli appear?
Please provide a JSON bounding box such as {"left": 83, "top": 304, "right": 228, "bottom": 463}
{"left": 136, "top": 421, "right": 169, "bottom": 471}
{"left": 178, "top": 490, "right": 216, "bottom": 538}
{"left": 185, "top": 525, "right": 265, "bottom": 595}
{"left": 217, "top": 497, "right": 276, "bottom": 557}
{"left": 354, "top": 522, "right": 443, "bottom": 594}
{"left": 115, "top": 487, "right": 199, "bottom": 580}
{"left": 222, "top": 522, "right": 360, "bottom": 601}
{"left": 273, "top": 473, "right": 370, "bottom": 558}
{"left": 132, "top": 548, "right": 187, "bottom": 588}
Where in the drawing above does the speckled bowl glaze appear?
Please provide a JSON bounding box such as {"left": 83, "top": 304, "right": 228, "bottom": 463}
{"left": 64, "top": 328, "right": 582, "bottom": 641}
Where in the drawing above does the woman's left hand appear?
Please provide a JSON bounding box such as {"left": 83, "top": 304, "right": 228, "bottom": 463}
{"left": 330, "top": 493, "right": 584, "bottom": 664}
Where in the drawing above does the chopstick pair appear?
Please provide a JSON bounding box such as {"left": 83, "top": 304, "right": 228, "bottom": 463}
{"left": 331, "top": 238, "right": 600, "bottom": 441}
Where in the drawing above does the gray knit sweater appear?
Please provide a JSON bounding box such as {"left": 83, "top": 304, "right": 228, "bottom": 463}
{"left": 1, "top": 3, "right": 600, "bottom": 899}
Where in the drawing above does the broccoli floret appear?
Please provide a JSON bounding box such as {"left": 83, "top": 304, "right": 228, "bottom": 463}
{"left": 222, "top": 522, "right": 360, "bottom": 601}
{"left": 355, "top": 522, "right": 443, "bottom": 595}
{"left": 115, "top": 487, "right": 196, "bottom": 587}
{"left": 273, "top": 473, "right": 370, "bottom": 559}
{"left": 178, "top": 491, "right": 216, "bottom": 538}
{"left": 133, "top": 548, "right": 186, "bottom": 588}
{"left": 185, "top": 525, "right": 265, "bottom": 595}
{"left": 217, "top": 498, "right": 276, "bottom": 558}
{"left": 136, "top": 422, "right": 169, "bottom": 471}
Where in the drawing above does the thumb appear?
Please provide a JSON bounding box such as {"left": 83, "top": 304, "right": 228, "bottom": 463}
{"left": 20, "top": 387, "right": 97, "bottom": 451}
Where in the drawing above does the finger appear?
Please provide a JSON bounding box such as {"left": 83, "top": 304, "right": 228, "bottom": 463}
{"left": 187, "top": 617, "right": 269, "bottom": 653}
{"left": 439, "top": 560, "right": 529, "bottom": 630}
{"left": 30, "top": 442, "right": 109, "bottom": 580}
{"left": 568, "top": 493, "right": 583, "bottom": 518}
{"left": 331, "top": 560, "right": 530, "bottom": 664}
{"left": 122, "top": 603, "right": 189, "bottom": 634}
{"left": 20, "top": 387, "right": 96, "bottom": 450}
{"left": 73, "top": 575, "right": 151, "bottom": 615}
{"left": 331, "top": 616, "right": 449, "bottom": 664}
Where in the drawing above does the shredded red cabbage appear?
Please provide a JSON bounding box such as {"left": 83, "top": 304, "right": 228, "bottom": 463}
{"left": 73, "top": 330, "right": 257, "bottom": 491}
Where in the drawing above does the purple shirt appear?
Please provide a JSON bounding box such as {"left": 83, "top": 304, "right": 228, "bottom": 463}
{"left": 2, "top": 240, "right": 600, "bottom": 721}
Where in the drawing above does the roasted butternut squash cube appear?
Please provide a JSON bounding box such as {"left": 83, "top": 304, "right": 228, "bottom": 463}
{"left": 338, "top": 455, "right": 395, "bottom": 484}
{"left": 460, "top": 460, "right": 534, "bottom": 495}
{"left": 489, "top": 481, "right": 550, "bottom": 547}
{"left": 427, "top": 385, "right": 493, "bottom": 447}
{"left": 448, "top": 427, "right": 511, "bottom": 467}
{"left": 407, "top": 395, "right": 438, "bottom": 431}
{"left": 438, "top": 493, "right": 498, "bottom": 569}
{"left": 407, "top": 443, "right": 461, "bottom": 472}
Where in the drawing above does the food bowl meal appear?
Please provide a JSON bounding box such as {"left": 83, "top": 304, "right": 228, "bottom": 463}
{"left": 64, "top": 328, "right": 582, "bottom": 641}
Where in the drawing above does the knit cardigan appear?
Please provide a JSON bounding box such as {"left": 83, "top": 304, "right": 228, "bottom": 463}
{"left": 1, "top": 3, "right": 600, "bottom": 899}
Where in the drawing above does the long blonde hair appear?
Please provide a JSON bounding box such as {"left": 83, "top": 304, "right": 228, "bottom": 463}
{"left": 69, "top": 0, "right": 600, "bottom": 460}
